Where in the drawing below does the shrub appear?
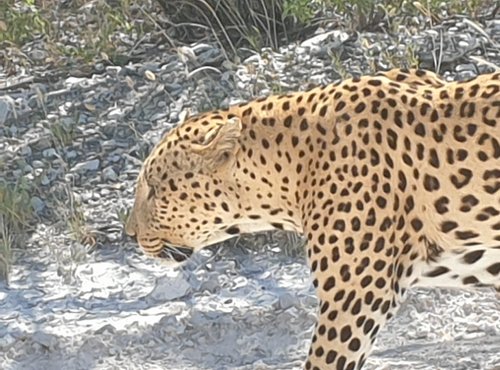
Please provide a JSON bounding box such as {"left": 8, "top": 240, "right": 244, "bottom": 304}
{"left": 155, "top": 0, "right": 318, "bottom": 52}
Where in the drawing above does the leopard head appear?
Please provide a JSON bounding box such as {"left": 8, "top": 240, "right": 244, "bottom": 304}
{"left": 125, "top": 114, "right": 244, "bottom": 262}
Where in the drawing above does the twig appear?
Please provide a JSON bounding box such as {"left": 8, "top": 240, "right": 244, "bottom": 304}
{"left": 0, "top": 76, "right": 34, "bottom": 91}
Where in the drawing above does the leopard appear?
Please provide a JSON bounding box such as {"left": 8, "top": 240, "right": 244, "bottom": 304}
{"left": 126, "top": 68, "right": 500, "bottom": 370}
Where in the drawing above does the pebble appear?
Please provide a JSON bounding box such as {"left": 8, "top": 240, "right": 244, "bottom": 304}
{"left": 102, "top": 166, "right": 118, "bottom": 181}
{"left": 40, "top": 175, "right": 50, "bottom": 186}
{"left": 66, "top": 150, "right": 78, "bottom": 159}
{"left": 32, "top": 160, "right": 44, "bottom": 169}
{"left": 95, "top": 63, "right": 105, "bottom": 72}
{"left": 107, "top": 108, "right": 124, "bottom": 120}
{"left": 277, "top": 292, "right": 296, "bottom": 310}
{"left": 72, "top": 159, "right": 100, "bottom": 173}
{"left": 150, "top": 112, "right": 168, "bottom": 121}
{"left": 100, "top": 188, "right": 110, "bottom": 196}
{"left": 199, "top": 277, "right": 220, "bottom": 293}
{"left": 20, "top": 145, "right": 32, "bottom": 157}
{"left": 147, "top": 274, "right": 192, "bottom": 302}
{"left": 300, "top": 30, "right": 349, "bottom": 57}
{"left": 30, "top": 136, "right": 52, "bottom": 151}
{"left": 32, "top": 331, "right": 58, "bottom": 350}
{"left": 0, "top": 334, "right": 16, "bottom": 349}
{"left": 458, "top": 40, "right": 469, "bottom": 48}
{"left": 42, "top": 148, "right": 57, "bottom": 158}
{"left": 30, "top": 196, "right": 45, "bottom": 213}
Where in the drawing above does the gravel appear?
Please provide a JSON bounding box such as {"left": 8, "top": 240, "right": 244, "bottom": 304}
{"left": 1, "top": 241, "right": 499, "bottom": 370}
{"left": 1, "top": 6, "right": 499, "bottom": 370}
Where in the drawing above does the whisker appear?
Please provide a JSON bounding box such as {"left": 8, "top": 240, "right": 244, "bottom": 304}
{"left": 160, "top": 242, "right": 194, "bottom": 262}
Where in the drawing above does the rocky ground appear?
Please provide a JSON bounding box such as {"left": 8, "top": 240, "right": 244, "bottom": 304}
{"left": 0, "top": 2, "right": 500, "bottom": 370}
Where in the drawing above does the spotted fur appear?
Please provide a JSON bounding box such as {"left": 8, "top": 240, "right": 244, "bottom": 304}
{"left": 126, "top": 68, "right": 500, "bottom": 370}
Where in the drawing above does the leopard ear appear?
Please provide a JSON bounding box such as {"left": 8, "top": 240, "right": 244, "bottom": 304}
{"left": 190, "top": 117, "right": 242, "bottom": 170}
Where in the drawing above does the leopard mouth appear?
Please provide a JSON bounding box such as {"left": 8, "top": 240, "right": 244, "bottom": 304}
{"left": 158, "top": 244, "right": 194, "bottom": 262}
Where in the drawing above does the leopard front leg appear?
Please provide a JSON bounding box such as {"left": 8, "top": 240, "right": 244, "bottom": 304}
{"left": 303, "top": 234, "right": 414, "bottom": 370}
